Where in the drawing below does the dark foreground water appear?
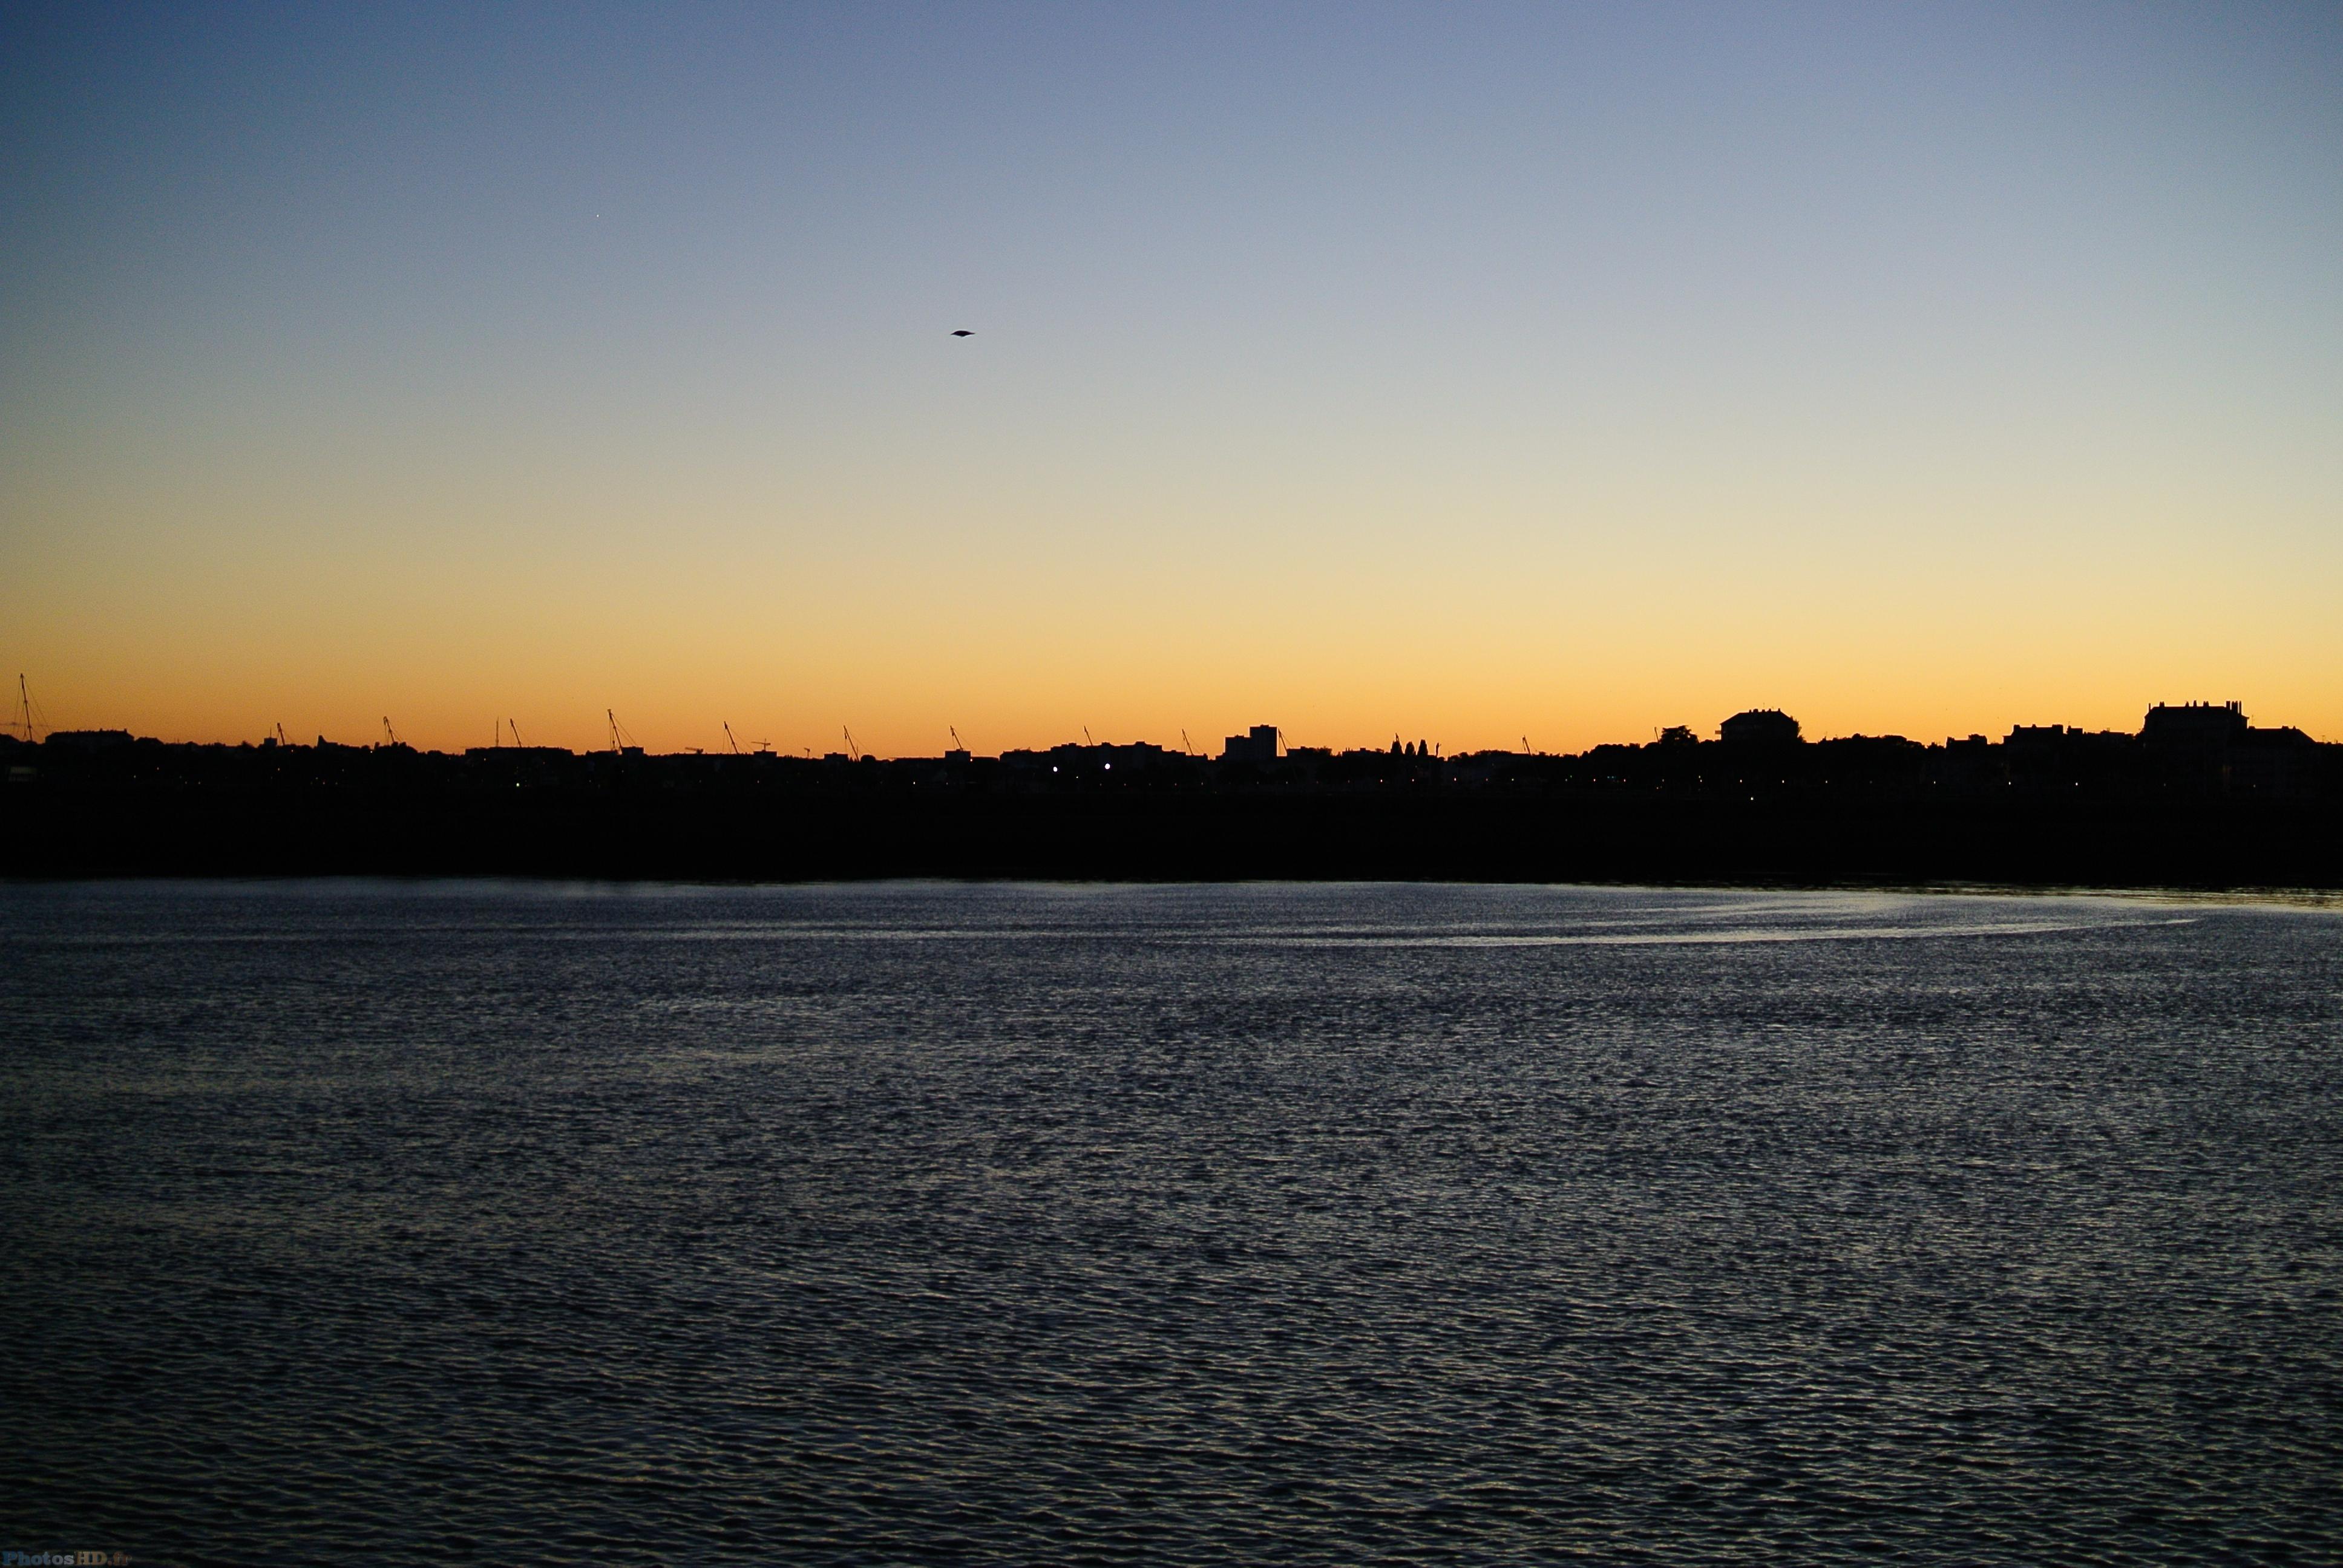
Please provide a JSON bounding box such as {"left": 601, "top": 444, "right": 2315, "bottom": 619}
{"left": 3, "top": 882, "right": 2340, "bottom": 1565}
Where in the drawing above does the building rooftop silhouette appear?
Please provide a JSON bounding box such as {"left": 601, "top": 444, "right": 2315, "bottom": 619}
{"left": 1222, "top": 725, "right": 1280, "bottom": 763}
{"left": 2141, "top": 701, "right": 2249, "bottom": 746}
{"left": 1720, "top": 710, "right": 1801, "bottom": 746}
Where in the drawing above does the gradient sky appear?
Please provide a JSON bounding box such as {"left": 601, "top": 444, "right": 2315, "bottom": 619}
{"left": 4, "top": 2, "right": 2339, "bottom": 754}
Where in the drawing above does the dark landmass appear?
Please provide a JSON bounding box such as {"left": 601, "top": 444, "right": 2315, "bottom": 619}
{"left": 6, "top": 703, "right": 2339, "bottom": 887}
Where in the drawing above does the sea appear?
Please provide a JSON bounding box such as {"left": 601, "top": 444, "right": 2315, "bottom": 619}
{"left": 3, "top": 880, "right": 2339, "bottom": 1564}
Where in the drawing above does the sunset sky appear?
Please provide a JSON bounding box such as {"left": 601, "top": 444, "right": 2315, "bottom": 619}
{"left": 4, "top": 2, "right": 2339, "bottom": 755}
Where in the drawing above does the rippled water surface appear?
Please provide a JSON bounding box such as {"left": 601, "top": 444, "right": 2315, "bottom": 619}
{"left": 4, "top": 881, "right": 2341, "bottom": 1564}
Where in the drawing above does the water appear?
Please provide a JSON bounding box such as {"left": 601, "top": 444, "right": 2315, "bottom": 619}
{"left": 3, "top": 881, "right": 2339, "bottom": 1564}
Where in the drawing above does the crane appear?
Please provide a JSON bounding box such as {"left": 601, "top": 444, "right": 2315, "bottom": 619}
{"left": 723, "top": 722, "right": 743, "bottom": 756}
{"left": 842, "top": 726, "right": 860, "bottom": 762}
{"left": 12, "top": 675, "right": 44, "bottom": 743}
{"left": 382, "top": 717, "right": 399, "bottom": 747}
{"left": 950, "top": 725, "right": 968, "bottom": 753}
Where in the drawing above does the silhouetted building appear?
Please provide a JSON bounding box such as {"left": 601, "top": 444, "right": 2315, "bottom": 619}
{"left": 44, "top": 730, "right": 135, "bottom": 752}
{"left": 1939, "top": 734, "right": 2002, "bottom": 793}
{"left": 2140, "top": 701, "right": 2321, "bottom": 795}
{"left": 1002, "top": 740, "right": 1179, "bottom": 779}
{"left": 1719, "top": 710, "right": 1801, "bottom": 746}
{"left": 2141, "top": 701, "right": 2249, "bottom": 747}
{"left": 1222, "top": 725, "right": 1280, "bottom": 763}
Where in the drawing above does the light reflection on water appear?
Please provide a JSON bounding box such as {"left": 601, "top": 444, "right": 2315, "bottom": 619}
{"left": 4, "top": 881, "right": 2340, "bottom": 1564}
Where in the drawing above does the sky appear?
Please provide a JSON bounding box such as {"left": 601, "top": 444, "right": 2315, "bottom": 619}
{"left": 3, "top": 1, "right": 2339, "bottom": 755}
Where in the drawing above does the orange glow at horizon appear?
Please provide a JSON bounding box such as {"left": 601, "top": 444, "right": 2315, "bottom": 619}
{"left": 11, "top": 466, "right": 2337, "bottom": 755}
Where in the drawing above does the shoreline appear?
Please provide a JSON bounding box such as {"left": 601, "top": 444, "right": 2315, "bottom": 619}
{"left": 9, "top": 791, "right": 2339, "bottom": 892}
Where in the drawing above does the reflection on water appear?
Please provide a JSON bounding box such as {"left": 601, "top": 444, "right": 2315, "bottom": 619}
{"left": 4, "top": 882, "right": 2340, "bottom": 1563}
